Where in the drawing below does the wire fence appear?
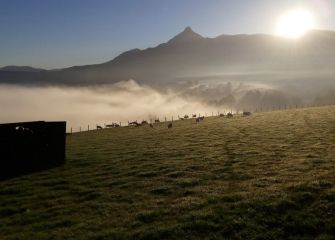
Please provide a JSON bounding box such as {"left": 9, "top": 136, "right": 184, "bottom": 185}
{"left": 67, "top": 103, "right": 333, "bottom": 134}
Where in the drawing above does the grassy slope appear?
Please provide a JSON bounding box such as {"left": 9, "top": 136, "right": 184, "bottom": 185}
{"left": 1, "top": 106, "right": 335, "bottom": 240}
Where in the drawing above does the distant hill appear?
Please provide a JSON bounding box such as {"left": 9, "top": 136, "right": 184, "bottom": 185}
{"left": 0, "top": 66, "right": 45, "bottom": 72}
{"left": 1, "top": 27, "right": 335, "bottom": 85}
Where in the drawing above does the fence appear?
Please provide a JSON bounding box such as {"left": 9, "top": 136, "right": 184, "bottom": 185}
{"left": 67, "top": 103, "right": 333, "bottom": 134}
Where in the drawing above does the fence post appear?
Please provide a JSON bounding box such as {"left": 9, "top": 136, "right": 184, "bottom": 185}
{"left": 71, "top": 127, "right": 72, "bottom": 134}
{"left": 80, "top": 126, "right": 81, "bottom": 132}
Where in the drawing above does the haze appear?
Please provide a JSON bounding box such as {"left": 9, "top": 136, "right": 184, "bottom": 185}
{"left": 0, "top": 81, "right": 220, "bottom": 131}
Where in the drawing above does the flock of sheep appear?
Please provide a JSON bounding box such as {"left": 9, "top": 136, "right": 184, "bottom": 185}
{"left": 95, "top": 111, "right": 252, "bottom": 130}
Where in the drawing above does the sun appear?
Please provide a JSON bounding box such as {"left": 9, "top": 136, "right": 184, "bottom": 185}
{"left": 276, "top": 9, "right": 316, "bottom": 39}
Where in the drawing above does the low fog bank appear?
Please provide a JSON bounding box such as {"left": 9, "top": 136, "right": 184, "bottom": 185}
{"left": 1, "top": 79, "right": 334, "bottom": 132}
{"left": 0, "top": 81, "right": 220, "bottom": 132}
{"left": 173, "top": 71, "right": 335, "bottom": 111}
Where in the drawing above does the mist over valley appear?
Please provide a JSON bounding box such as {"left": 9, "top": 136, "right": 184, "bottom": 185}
{"left": 1, "top": 28, "right": 335, "bottom": 126}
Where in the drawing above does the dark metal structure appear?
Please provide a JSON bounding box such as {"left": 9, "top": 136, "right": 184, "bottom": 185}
{"left": 0, "top": 121, "right": 66, "bottom": 179}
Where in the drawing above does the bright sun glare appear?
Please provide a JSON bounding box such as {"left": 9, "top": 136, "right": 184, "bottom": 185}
{"left": 276, "top": 9, "right": 316, "bottom": 39}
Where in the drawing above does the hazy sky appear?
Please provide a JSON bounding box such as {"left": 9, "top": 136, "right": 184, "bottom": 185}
{"left": 1, "top": 0, "right": 335, "bottom": 69}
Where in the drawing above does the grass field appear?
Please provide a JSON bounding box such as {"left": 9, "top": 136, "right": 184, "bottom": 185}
{"left": 1, "top": 106, "right": 335, "bottom": 240}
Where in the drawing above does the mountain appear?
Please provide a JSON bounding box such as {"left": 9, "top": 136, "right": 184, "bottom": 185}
{"left": 0, "top": 66, "right": 45, "bottom": 72}
{"left": 1, "top": 27, "right": 335, "bottom": 86}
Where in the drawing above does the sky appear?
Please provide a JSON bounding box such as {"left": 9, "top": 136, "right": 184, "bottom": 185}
{"left": 1, "top": 0, "right": 335, "bottom": 69}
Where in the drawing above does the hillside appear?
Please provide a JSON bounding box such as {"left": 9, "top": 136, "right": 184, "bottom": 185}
{"left": 0, "top": 66, "right": 45, "bottom": 72}
{"left": 1, "top": 28, "right": 335, "bottom": 85}
{"left": 0, "top": 106, "right": 334, "bottom": 239}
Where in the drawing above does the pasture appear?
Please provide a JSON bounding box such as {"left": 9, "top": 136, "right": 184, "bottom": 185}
{"left": 1, "top": 106, "right": 335, "bottom": 240}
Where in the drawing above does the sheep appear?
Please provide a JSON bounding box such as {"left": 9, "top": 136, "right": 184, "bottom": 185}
{"left": 96, "top": 125, "right": 103, "bottom": 130}
{"left": 129, "top": 121, "right": 137, "bottom": 126}
{"left": 106, "top": 123, "right": 120, "bottom": 128}
{"left": 129, "top": 121, "right": 141, "bottom": 127}
{"left": 243, "top": 111, "right": 252, "bottom": 116}
{"left": 196, "top": 116, "right": 205, "bottom": 123}
{"left": 227, "top": 113, "right": 233, "bottom": 118}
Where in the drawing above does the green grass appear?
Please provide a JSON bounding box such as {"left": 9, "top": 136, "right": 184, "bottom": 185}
{"left": 1, "top": 106, "right": 335, "bottom": 240}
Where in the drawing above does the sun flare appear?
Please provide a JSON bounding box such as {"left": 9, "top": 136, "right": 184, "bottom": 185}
{"left": 276, "top": 9, "right": 316, "bottom": 39}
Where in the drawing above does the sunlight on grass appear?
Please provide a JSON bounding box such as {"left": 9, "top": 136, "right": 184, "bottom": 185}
{"left": 0, "top": 106, "right": 335, "bottom": 239}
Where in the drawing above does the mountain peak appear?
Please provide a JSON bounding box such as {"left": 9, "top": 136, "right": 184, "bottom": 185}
{"left": 183, "top": 26, "right": 193, "bottom": 32}
{"left": 168, "top": 26, "right": 204, "bottom": 44}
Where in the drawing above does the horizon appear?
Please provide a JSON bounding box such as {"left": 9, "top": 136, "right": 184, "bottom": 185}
{"left": 1, "top": 0, "right": 335, "bottom": 69}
